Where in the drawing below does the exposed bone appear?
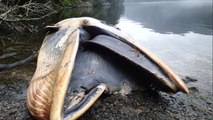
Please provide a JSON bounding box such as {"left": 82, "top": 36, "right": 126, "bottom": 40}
{"left": 26, "top": 17, "right": 189, "bottom": 120}
{"left": 67, "top": 92, "right": 85, "bottom": 110}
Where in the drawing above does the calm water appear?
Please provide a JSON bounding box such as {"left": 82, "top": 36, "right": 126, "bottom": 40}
{"left": 1, "top": 1, "right": 212, "bottom": 93}
{"left": 0, "top": 1, "right": 212, "bottom": 119}
{"left": 116, "top": 1, "right": 213, "bottom": 94}
{"left": 55, "top": 1, "right": 213, "bottom": 94}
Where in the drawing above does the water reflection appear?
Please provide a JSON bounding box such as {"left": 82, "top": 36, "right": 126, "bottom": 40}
{"left": 46, "top": 5, "right": 124, "bottom": 25}
{"left": 116, "top": 1, "right": 212, "bottom": 92}
{"left": 123, "top": 1, "right": 212, "bottom": 35}
{"left": 0, "top": 4, "right": 124, "bottom": 62}
{"left": 0, "top": 1, "right": 212, "bottom": 93}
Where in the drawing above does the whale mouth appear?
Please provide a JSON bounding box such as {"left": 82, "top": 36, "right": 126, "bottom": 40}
{"left": 64, "top": 84, "right": 107, "bottom": 120}
{"left": 27, "top": 17, "right": 188, "bottom": 120}
{"left": 63, "top": 34, "right": 188, "bottom": 119}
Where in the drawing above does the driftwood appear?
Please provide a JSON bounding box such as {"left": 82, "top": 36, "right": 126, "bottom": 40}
{"left": 0, "top": 1, "right": 56, "bottom": 22}
{"left": 0, "top": 51, "right": 38, "bottom": 72}
{"left": 0, "top": 52, "right": 19, "bottom": 59}
{"left": 0, "top": 1, "right": 57, "bottom": 33}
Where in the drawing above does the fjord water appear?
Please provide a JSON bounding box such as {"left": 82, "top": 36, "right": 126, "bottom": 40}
{"left": 0, "top": 1, "right": 212, "bottom": 119}
{"left": 116, "top": 1, "right": 212, "bottom": 94}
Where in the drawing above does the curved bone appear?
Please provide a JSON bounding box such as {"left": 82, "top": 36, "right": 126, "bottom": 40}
{"left": 27, "top": 28, "right": 80, "bottom": 119}
{"left": 55, "top": 17, "right": 188, "bottom": 93}
{"left": 64, "top": 84, "right": 106, "bottom": 120}
{"left": 27, "top": 17, "right": 189, "bottom": 120}
{"left": 50, "top": 29, "right": 80, "bottom": 120}
{"left": 83, "top": 35, "right": 177, "bottom": 92}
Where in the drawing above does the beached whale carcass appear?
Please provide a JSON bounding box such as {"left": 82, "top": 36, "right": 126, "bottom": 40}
{"left": 26, "top": 17, "right": 189, "bottom": 120}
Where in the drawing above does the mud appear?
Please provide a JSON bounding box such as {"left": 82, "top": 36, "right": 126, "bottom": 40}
{"left": 0, "top": 63, "right": 34, "bottom": 120}
{"left": 0, "top": 62, "right": 212, "bottom": 120}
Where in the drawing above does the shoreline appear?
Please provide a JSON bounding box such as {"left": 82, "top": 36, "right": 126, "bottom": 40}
{"left": 0, "top": 62, "right": 212, "bottom": 119}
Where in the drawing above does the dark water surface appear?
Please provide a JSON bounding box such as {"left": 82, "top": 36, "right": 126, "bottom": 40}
{"left": 0, "top": 0, "right": 212, "bottom": 119}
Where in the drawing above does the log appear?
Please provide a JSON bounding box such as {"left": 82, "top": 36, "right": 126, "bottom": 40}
{"left": 0, "top": 52, "right": 19, "bottom": 59}
{"left": 0, "top": 52, "right": 38, "bottom": 72}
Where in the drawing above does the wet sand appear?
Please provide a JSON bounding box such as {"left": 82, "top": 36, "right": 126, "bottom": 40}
{"left": 0, "top": 62, "right": 212, "bottom": 120}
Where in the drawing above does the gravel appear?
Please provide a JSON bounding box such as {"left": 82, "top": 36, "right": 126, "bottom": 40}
{"left": 0, "top": 63, "right": 212, "bottom": 120}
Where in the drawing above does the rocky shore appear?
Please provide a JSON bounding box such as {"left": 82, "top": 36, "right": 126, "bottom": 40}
{"left": 0, "top": 62, "right": 212, "bottom": 120}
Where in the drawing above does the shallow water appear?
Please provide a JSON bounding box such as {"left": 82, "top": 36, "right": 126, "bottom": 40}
{"left": 0, "top": 0, "right": 212, "bottom": 119}
{"left": 117, "top": 0, "right": 212, "bottom": 95}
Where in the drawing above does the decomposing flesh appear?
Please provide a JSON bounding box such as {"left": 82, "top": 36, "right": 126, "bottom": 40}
{"left": 26, "top": 17, "right": 189, "bottom": 120}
